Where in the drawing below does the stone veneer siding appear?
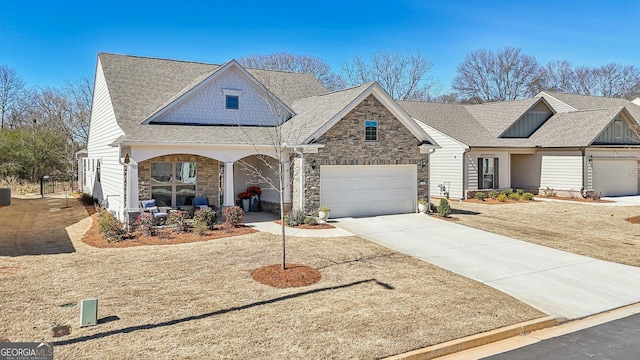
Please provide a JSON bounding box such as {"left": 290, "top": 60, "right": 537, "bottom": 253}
{"left": 137, "top": 154, "right": 219, "bottom": 207}
{"left": 294, "top": 94, "right": 429, "bottom": 214}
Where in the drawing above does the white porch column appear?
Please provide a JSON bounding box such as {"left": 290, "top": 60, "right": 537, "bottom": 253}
{"left": 283, "top": 160, "right": 292, "bottom": 204}
{"left": 223, "top": 162, "right": 235, "bottom": 207}
{"left": 127, "top": 163, "right": 139, "bottom": 211}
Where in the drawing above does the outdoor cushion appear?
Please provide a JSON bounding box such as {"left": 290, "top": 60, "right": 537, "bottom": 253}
{"left": 193, "top": 197, "right": 208, "bottom": 207}
{"left": 141, "top": 199, "right": 157, "bottom": 209}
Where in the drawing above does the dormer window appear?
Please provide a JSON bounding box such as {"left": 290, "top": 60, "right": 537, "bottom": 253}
{"left": 223, "top": 89, "right": 242, "bottom": 110}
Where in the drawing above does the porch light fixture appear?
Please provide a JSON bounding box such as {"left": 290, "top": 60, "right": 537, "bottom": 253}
{"left": 419, "top": 159, "right": 426, "bottom": 168}
{"left": 310, "top": 160, "right": 317, "bottom": 170}
{"left": 588, "top": 155, "right": 593, "bottom": 163}
{"left": 124, "top": 153, "right": 130, "bottom": 164}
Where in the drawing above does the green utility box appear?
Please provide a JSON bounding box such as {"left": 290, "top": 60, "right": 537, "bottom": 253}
{"left": 80, "top": 298, "right": 98, "bottom": 327}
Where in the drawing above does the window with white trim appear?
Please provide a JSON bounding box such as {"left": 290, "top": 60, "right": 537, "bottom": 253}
{"left": 223, "top": 89, "right": 242, "bottom": 110}
{"left": 150, "top": 162, "right": 197, "bottom": 207}
{"left": 614, "top": 120, "right": 622, "bottom": 139}
{"left": 365, "top": 120, "right": 378, "bottom": 141}
{"left": 478, "top": 157, "right": 499, "bottom": 189}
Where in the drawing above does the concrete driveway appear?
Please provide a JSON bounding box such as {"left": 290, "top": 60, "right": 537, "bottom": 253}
{"left": 334, "top": 213, "right": 640, "bottom": 320}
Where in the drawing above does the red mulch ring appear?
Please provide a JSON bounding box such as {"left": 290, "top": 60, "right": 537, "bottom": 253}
{"left": 626, "top": 216, "right": 640, "bottom": 224}
{"left": 251, "top": 263, "right": 322, "bottom": 288}
{"left": 273, "top": 219, "right": 334, "bottom": 229}
{"left": 81, "top": 214, "right": 256, "bottom": 248}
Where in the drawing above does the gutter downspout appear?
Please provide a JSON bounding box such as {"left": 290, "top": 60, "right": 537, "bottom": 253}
{"left": 293, "top": 147, "right": 305, "bottom": 211}
{"left": 580, "top": 147, "right": 587, "bottom": 198}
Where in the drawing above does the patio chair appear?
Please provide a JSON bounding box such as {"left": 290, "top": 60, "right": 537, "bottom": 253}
{"left": 140, "top": 199, "right": 168, "bottom": 221}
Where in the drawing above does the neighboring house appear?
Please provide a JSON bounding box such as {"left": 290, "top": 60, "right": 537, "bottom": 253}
{"left": 400, "top": 91, "right": 640, "bottom": 199}
{"left": 83, "top": 53, "right": 438, "bottom": 222}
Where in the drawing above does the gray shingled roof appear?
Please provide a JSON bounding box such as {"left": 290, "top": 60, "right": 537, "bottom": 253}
{"left": 400, "top": 95, "right": 640, "bottom": 148}
{"left": 99, "top": 53, "right": 328, "bottom": 145}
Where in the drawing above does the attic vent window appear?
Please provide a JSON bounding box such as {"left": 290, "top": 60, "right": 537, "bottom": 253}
{"left": 223, "top": 89, "right": 242, "bottom": 110}
{"left": 614, "top": 120, "right": 622, "bottom": 139}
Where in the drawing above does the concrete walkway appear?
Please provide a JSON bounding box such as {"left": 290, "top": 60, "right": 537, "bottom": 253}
{"left": 243, "top": 212, "right": 354, "bottom": 238}
{"left": 333, "top": 213, "right": 640, "bottom": 320}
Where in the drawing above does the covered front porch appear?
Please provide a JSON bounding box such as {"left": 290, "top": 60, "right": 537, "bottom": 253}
{"left": 119, "top": 144, "right": 291, "bottom": 222}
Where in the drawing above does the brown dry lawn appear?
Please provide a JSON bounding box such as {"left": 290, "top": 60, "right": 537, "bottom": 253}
{"left": 451, "top": 199, "right": 640, "bottom": 267}
{"left": 0, "top": 197, "right": 545, "bottom": 359}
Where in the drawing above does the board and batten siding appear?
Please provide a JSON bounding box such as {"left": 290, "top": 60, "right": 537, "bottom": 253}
{"left": 593, "top": 116, "right": 640, "bottom": 144}
{"left": 154, "top": 67, "right": 287, "bottom": 126}
{"left": 418, "top": 123, "right": 466, "bottom": 199}
{"left": 502, "top": 112, "right": 551, "bottom": 138}
{"left": 539, "top": 155, "right": 582, "bottom": 191}
{"left": 86, "top": 58, "right": 126, "bottom": 217}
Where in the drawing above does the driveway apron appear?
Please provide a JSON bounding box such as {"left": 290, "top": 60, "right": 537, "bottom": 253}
{"left": 334, "top": 213, "right": 640, "bottom": 320}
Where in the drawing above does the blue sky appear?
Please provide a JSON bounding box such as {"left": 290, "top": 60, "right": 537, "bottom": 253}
{"left": 1, "top": 1, "right": 639, "bottom": 94}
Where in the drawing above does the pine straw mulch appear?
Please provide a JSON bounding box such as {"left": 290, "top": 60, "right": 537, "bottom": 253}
{"left": 273, "top": 219, "right": 334, "bottom": 229}
{"left": 81, "top": 214, "right": 255, "bottom": 248}
{"left": 251, "top": 263, "right": 322, "bottom": 288}
{"left": 464, "top": 198, "right": 535, "bottom": 205}
{"left": 537, "top": 195, "right": 613, "bottom": 203}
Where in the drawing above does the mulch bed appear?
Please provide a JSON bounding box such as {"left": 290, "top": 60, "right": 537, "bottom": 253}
{"left": 429, "top": 214, "right": 459, "bottom": 221}
{"left": 464, "top": 198, "right": 534, "bottom": 205}
{"left": 251, "top": 263, "right": 322, "bottom": 288}
{"left": 626, "top": 215, "right": 640, "bottom": 224}
{"left": 273, "top": 219, "right": 334, "bottom": 229}
{"left": 537, "top": 195, "right": 612, "bottom": 203}
{"left": 81, "top": 214, "right": 255, "bottom": 248}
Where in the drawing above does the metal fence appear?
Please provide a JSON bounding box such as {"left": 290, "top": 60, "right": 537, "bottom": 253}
{"left": 40, "top": 174, "right": 78, "bottom": 197}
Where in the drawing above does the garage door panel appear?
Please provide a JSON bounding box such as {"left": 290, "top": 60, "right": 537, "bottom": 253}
{"left": 320, "top": 165, "right": 417, "bottom": 218}
{"left": 592, "top": 160, "right": 638, "bottom": 196}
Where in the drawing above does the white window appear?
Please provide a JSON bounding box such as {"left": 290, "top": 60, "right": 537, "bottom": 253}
{"left": 614, "top": 120, "right": 622, "bottom": 139}
{"left": 365, "top": 120, "right": 378, "bottom": 141}
{"left": 150, "top": 162, "right": 197, "bottom": 207}
{"left": 478, "top": 157, "right": 499, "bottom": 189}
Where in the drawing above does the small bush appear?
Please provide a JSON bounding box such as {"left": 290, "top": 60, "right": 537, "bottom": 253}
{"left": 543, "top": 187, "right": 556, "bottom": 197}
{"left": 515, "top": 188, "right": 524, "bottom": 196}
{"left": 303, "top": 216, "right": 318, "bottom": 226}
{"left": 437, "top": 198, "right": 451, "bottom": 218}
{"left": 496, "top": 194, "right": 508, "bottom": 202}
{"left": 418, "top": 198, "right": 427, "bottom": 205}
{"left": 285, "top": 209, "right": 307, "bottom": 226}
{"left": 223, "top": 206, "right": 244, "bottom": 227}
{"left": 591, "top": 191, "right": 602, "bottom": 201}
{"left": 135, "top": 213, "right": 156, "bottom": 236}
{"left": 320, "top": 205, "right": 330, "bottom": 212}
{"left": 488, "top": 190, "right": 499, "bottom": 199}
{"left": 167, "top": 210, "right": 189, "bottom": 233}
{"left": 474, "top": 192, "right": 485, "bottom": 200}
{"left": 97, "top": 209, "right": 126, "bottom": 241}
{"left": 193, "top": 207, "right": 217, "bottom": 230}
{"left": 508, "top": 192, "right": 521, "bottom": 200}
{"left": 193, "top": 221, "right": 208, "bottom": 236}
{"left": 500, "top": 188, "right": 513, "bottom": 196}
{"left": 522, "top": 192, "right": 535, "bottom": 200}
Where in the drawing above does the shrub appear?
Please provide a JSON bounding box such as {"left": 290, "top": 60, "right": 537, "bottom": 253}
{"left": 303, "top": 216, "right": 318, "bottom": 226}
{"left": 591, "top": 191, "right": 602, "bottom": 201}
{"left": 97, "top": 209, "right": 126, "bottom": 241}
{"left": 496, "top": 194, "right": 508, "bottom": 202}
{"left": 135, "top": 213, "right": 156, "bottom": 236}
{"left": 500, "top": 188, "right": 513, "bottom": 196}
{"left": 474, "top": 192, "right": 485, "bottom": 200}
{"left": 488, "top": 190, "right": 499, "bottom": 199}
{"left": 508, "top": 192, "right": 521, "bottom": 200}
{"left": 167, "top": 210, "right": 189, "bottom": 233}
{"left": 437, "top": 198, "right": 451, "bottom": 218}
{"left": 515, "top": 188, "right": 524, "bottom": 196}
{"left": 220, "top": 220, "right": 234, "bottom": 233}
{"left": 223, "top": 206, "right": 244, "bottom": 227}
{"left": 522, "top": 192, "right": 535, "bottom": 200}
{"left": 193, "top": 221, "right": 208, "bottom": 236}
{"left": 543, "top": 187, "right": 556, "bottom": 197}
{"left": 320, "top": 205, "right": 330, "bottom": 212}
{"left": 418, "top": 198, "right": 427, "bottom": 205}
{"left": 193, "top": 207, "right": 217, "bottom": 230}
{"left": 285, "top": 209, "right": 307, "bottom": 226}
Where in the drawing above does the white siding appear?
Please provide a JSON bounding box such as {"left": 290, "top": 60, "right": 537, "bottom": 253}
{"left": 86, "top": 59, "right": 126, "bottom": 218}
{"left": 540, "top": 155, "right": 582, "bottom": 191}
{"left": 511, "top": 154, "right": 541, "bottom": 191}
{"left": 419, "top": 124, "right": 466, "bottom": 199}
{"left": 465, "top": 150, "right": 510, "bottom": 194}
{"left": 155, "top": 68, "right": 286, "bottom": 126}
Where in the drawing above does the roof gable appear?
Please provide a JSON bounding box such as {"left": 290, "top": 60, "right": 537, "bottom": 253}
{"left": 500, "top": 98, "right": 554, "bottom": 138}
{"left": 143, "top": 60, "right": 294, "bottom": 126}
{"left": 592, "top": 109, "right": 640, "bottom": 145}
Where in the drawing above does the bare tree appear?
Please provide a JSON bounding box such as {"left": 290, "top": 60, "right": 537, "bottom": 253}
{"left": 239, "top": 52, "right": 344, "bottom": 91}
{"left": 0, "top": 65, "right": 25, "bottom": 130}
{"left": 593, "top": 63, "right": 640, "bottom": 99}
{"left": 343, "top": 50, "right": 435, "bottom": 100}
{"left": 531, "top": 60, "right": 575, "bottom": 94}
{"left": 452, "top": 47, "right": 539, "bottom": 103}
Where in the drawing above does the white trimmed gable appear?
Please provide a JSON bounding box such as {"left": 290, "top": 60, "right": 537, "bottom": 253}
{"left": 146, "top": 61, "right": 294, "bottom": 126}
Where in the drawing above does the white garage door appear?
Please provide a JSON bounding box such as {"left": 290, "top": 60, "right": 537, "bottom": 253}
{"left": 592, "top": 159, "right": 638, "bottom": 196}
{"left": 320, "top": 165, "right": 417, "bottom": 218}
